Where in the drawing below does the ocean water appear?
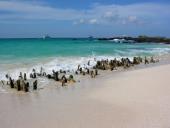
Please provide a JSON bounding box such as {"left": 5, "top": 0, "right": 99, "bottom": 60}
{"left": 0, "top": 38, "right": 170, "bottom": 80}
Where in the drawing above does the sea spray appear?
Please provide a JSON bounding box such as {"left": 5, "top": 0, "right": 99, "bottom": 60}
{"left": 0, "top": 56, "right": 135, "bottom": 80}
{"left": 0, "top": 38, "right": 170, "bottom": 80}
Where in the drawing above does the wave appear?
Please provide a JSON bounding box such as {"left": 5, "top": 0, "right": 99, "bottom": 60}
{"left": 0, "top": 56, "right": 120, "bottom": 80}
{"left": 0, "top": 47, "right": 170, "bottom": 81}
{"left": 114, "top": 47, "right": 170, "bottom": 57}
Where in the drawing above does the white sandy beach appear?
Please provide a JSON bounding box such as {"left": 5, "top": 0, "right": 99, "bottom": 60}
{"left": 0, "top": 64, "right": 170, "bottom": 128}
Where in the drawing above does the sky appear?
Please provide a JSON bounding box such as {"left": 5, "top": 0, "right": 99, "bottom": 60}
{"left": 0, "top": 0, "right": 170, "bottom": 38}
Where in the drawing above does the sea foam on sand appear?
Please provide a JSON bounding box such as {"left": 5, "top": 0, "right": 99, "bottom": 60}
{"left": 0, "top": 63, "right": 170, "bottom": 128}
{"left": 0, "top": 56, "right": 132, "bottom": 80}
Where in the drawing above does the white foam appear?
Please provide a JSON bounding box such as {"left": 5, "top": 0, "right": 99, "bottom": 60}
{"left": 116, "top": 47, "right": 170, "bottom": 57}
{"left": 0, "top": 46, "right": 170, "bottom": 81}
{"left": 0, "top": 56, "right": 120, "bottom": 80}
{"left": 149, "top": 48, "right": 170, "bottom": 55}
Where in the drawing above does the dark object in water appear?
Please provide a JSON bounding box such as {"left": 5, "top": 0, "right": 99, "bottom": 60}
{"left": 43, "top": 72, "right": 46, "bottom": 76}
{"left": 59, "top": 69, "right": 63, "bottom": 73}
{"left": 54, "top": 71, "right": 59, "bottom": 81}
{"left": 19, "top": 72, "right": 23, "bottom": 79}
{"left": 75, "top": 71, "right": 78, "bottom": 75}
{"left": 1, "top": 80, "right": 4, "bottom": 85}
{"left": 32, "top": 68, "right": 36, "bottom": 73}
{"left": 88, "top": 60, "right": 90, "bottom": 66}
{"left": 40, "top": 67, "right": 43, "bottom": 75}
{"left": 79, "top": 68, "right": 83, "bottom": 74}
{"left": 82, "top": 71, "right": 86, "bottom": 76}
{"left": 86, "top": 68, "right": 90, "bottom": 74}
{"left": 95, "top": 69, "right": 98, "bottom": 76}
{"left": 90, "top": 71, "right": 95, "bottom": 78}
{"left": 150, "top": 56, "right": 156, "bottom": 63}
{"left": 24, "top": 73, "right": 27, "bottom": 81}
{"left": 61, "top": 75, "right": 67, "bottom": 86}
{"left": 33, "top": 80, "right": 37, "bottom": 90}
{"left": 62, "top": 75, "right": 67, "bottom": 83}
{"left": 145, "top": 57, "right": 149, "bottom": 64}
{"left": 77, "top": 65, "right": 80, "bottom": 71}
{"left": 88, "top": 36, "right": 94, "bottom": 40}
{"left": 43, "top": 34, "right": 51, "bottom": 40}
{"left": 133, "top": 57, "right": 141, "bottom": 65}
{"left": 24, "top": 82, "right": 29, "bottom": 92}
{"left": 33, "top": 73, "right": 36, "bottom": 78}
{"left": 110, "top": 66, "right": 114, "bottom": 71}
{"left": 30, "top": 73, "right": 33, "bottom": 78}
{"left": 9, "top": 77, "right": 14, "bottom": 88}
{"left": 69, "top": 75, "right": 73, "bottom": 80}
{"left": 16, "top": 79, "right": 21, "bottom": 91}
{"left": 5, "top": 74, "right": 9, "bottom": 79}
{"left": 47, "top": 74, "right": 52, "bottom": 79}
{"left": 68, "top": 75, "right": 76, "bottom": 83}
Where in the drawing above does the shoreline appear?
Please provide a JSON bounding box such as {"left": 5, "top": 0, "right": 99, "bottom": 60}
{"left": 0, "top": 58, "right": 170, "bottom": 127}
{"left": 1, "top": 53, "right": 170, "bottom": 93}
{"left": 98, "top": 36, "right": 170, "bottom": 44}
{"left": 0, "top": 53, "right": 168, "bottom": 80}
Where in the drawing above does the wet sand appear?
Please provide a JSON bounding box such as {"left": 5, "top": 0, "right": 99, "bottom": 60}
{"left": 0, "top": 64, "right": 170, "bottom": 128}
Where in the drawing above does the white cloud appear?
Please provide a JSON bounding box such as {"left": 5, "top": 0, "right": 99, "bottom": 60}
{"left": 0, "top": 1, "right": 82, "bottom": 20}
{"left": 0, "top": 1, "right": 170, "bottom": 26}
{"left": 79, "top": 19, "right": 85, "bottom": 23}
{"left": 89, "top": 19, "right": 98, "bottom": 24}
{"left": 128, "top": 16, "right": 137, "bottom": 22}
{"left": 104, "top": 11, "right": 113, "bottom": 18}
{"left": 73, "top": 18, "right": 98, "bottom": 25}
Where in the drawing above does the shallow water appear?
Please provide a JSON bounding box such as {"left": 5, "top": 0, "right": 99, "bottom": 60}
{"left": 0, "top": 38, "right": 170, "bottom": 80}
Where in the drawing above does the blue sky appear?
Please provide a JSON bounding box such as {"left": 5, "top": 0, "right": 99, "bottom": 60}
{"left": 0, "top": 0, "right": 170, "bottom": 38}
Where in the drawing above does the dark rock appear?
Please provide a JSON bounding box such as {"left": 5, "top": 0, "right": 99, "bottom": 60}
{"left": 16, "top": 79, "right": 21, "bottom": 91}
{"left": 9, "top": 77, "right": 14, "bottom": 88}
{"left": 24, "top": 82, "right": 29, "bottom": 92}
{"left": 33, "top": 80, "right": 37, "bottom": 90}
{"left": 24, "top": 73, "right": 27, "bottom": 81}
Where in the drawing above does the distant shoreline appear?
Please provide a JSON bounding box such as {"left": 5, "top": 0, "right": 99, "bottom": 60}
{"left": 98, "top": 35, "right": 170, "bottom": 44}
{"left": 0, "top": 35, "right": 170, "bottom": 44}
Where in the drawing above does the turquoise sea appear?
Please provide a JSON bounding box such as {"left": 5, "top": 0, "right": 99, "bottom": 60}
{"left": 0, "top": 38, "right": 170, "bottom": 80}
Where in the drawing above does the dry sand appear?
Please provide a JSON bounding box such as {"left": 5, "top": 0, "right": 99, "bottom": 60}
{"left": 0, "top": 64, "right": 170, "bottom": 128}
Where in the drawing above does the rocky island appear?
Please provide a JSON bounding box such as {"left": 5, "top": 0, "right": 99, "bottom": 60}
{"left": 98, "top": 35, "right": 170, "bottom": 44}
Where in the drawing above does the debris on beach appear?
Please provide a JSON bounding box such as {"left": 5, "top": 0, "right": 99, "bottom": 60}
{"left": 0, "top": 56, "right": 158, "bottom": 93}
